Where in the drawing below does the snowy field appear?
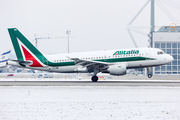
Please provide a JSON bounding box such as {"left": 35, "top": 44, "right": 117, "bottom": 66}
{"left": 0, "top": 86, "right": 180, "bottom": 120}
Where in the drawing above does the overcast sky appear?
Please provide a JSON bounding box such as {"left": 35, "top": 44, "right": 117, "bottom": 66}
{"left": 0, "top": 0, "right": 180, "bottom": 55}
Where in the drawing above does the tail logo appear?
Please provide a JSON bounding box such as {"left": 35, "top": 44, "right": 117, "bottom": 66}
{"left": 8, "top": 28, "right": 47, "bottom": 67}
{"left": 21, "top": 45, "right": 43, "bottom": 67}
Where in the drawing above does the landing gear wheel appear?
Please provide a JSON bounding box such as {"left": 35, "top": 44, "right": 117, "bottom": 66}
{"left": 91, "top": 76, "right": 98, "bottom": 82}
{"left": 148, "top": 74, "right": 152, "bottom": 78}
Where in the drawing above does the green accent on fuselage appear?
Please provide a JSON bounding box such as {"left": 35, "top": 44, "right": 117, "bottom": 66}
{"left": 94, "top": 57, "right": 155, "bottom": 63}
{"left": 47, "top": 61, "right": 75, "bottom": 66}
{"left": 47, "top": 57, "right": 156, "bottom": 67}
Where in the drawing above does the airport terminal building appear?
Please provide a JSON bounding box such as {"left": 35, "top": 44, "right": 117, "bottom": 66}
{"left": 153, "top": 26, "right": 180, "bottom": 75}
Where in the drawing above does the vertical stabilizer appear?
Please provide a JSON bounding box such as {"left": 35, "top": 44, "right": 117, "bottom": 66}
{"left": 8, "top": 28, "right": 45, "bottom": 67}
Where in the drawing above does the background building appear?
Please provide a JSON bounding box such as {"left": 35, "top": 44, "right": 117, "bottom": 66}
{"left": 153, "top": 26, "right": 180, "bottom": 75}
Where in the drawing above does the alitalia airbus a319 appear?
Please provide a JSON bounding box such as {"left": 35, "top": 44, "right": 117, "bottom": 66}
{"left": 7, "top": 28, "right": 173, "bottom": 82}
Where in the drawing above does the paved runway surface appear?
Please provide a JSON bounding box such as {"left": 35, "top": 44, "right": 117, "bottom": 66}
{"left": 1, "top": 80, "right": 180, "bottom": 86}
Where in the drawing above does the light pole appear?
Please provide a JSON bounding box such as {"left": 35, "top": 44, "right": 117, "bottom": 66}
{"left": 66, "top": 30, "right": 71, "bottom": 53}
{"left": 150, "top": 0, "right": 154, "bottom": 76}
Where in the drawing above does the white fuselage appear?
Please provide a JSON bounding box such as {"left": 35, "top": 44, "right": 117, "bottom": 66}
{"left": 22, "top": 48, "right": 173, "bottom": 73}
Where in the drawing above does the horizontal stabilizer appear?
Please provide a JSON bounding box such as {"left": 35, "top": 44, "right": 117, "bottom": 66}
{"left": 7, "top": 60, "right": 33, "bottom": 67}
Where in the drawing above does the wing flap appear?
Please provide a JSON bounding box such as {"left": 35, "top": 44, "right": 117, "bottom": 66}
{"left": 70, "top": 57, "right": 112, "bottom": 70}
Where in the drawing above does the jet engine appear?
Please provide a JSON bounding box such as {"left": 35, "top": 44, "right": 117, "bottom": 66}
{"left": 108, "top": 63, "right": 127, "bottom": 76}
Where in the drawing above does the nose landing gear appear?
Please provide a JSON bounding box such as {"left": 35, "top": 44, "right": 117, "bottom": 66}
{"left": 147, "top": 67, "right": 152, "bottom": 78}
{"left": 148, "top": 74, "right": 152, "bottom": 78}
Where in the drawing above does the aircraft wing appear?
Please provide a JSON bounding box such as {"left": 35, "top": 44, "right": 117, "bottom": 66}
{"left": 70, "top": 58, "right": 112, "bottom": 70}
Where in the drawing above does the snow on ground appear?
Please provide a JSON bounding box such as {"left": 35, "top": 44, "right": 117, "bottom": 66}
{"left": 0, "top": 86, "right": 180, "bottom": 120}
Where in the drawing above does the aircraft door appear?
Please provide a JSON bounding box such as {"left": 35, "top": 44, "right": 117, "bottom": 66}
{"left": 145, "top": 49, "right": 151, "bottom": 58}
{"left": 104, "top": 55, "right": 107, "bottom": 61}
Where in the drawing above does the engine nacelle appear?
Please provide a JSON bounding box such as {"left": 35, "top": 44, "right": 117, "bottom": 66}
{"left": 108, "top": 63, "right": 127, "bottom": 76}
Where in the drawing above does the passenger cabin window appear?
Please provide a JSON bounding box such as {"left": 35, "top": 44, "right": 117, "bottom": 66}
{"left": 157, "top": 51, "right": 163, "bottom": 55}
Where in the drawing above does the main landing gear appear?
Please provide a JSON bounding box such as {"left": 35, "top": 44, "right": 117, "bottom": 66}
{"left": 147, "top": 67, "right": 152, "bottom": 78}
{"left": 91, "top": 76, "right": 98, "bottom": 82}
{"left": 91, "top": 69, "right": 99, "bottom": 82}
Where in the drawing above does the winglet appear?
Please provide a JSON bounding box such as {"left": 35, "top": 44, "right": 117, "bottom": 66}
{"left": 66, "top": 56, "right": 71, "bottom": 60}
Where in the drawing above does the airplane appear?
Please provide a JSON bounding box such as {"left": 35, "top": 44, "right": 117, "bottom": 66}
{"left": 0, "top": 50, "right": 11, "bottom": 71}
{"left": 7, "top": 28, "right": 174, "bottom": 82}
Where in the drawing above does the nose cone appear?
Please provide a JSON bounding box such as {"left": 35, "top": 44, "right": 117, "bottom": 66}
{"left": 169, "top": 55, "right": 174, "bottom": 62}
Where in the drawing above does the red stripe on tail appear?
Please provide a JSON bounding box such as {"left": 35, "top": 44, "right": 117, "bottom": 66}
{"left": 21, "top": 45, "right": 43, "bottom": 67}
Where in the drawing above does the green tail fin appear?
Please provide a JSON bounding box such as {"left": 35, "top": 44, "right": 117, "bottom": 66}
{"left": 8, "top": 28, "right": 43, "bottom": 61}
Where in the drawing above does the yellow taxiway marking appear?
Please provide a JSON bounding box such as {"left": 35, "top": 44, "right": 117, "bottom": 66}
{"left": 168, "top": 76, "right": 180, "bottom": 80}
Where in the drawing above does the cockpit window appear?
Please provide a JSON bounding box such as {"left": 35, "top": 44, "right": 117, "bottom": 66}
{"left": 157, "top": 51, "right": 164, "bottom": 55}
